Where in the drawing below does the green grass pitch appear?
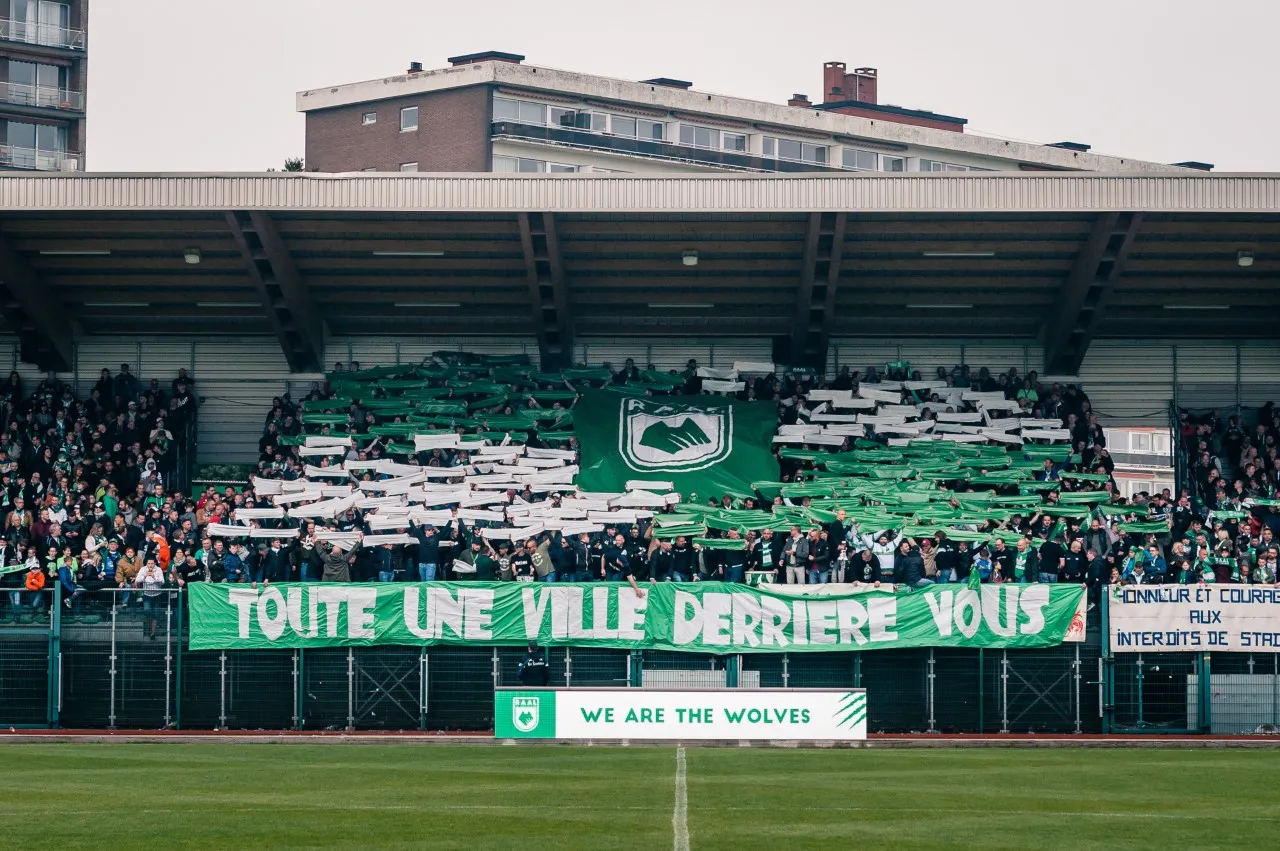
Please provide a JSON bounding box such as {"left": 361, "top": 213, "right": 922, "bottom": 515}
{"left": 2, "top": 744, "right": 1276, "bottom": 849}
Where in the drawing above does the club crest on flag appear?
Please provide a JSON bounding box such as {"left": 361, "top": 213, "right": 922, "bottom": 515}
{"left": 513, "top": 696, "right": 540, "bottom": 733}
{"left": 619, "top": 397, "right": 732, "bottom": 472}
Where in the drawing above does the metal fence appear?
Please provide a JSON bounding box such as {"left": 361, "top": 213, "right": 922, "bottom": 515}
{"left": 2, "top": 586, "right": 1278, "bottom": 734}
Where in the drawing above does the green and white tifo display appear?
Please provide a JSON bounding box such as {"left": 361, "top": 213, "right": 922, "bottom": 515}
{"left": 494, "top": 688, "right": 867, "bottom": 740}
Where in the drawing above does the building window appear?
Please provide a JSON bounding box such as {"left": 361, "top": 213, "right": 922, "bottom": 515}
{"left": 764, "top": 136, "right": 827, "bottom": 165}
{"left": 722, "top": 132, "right": 747, "bottom": 153}
{"left": 678, "top": 124, "right": 720, "bottom": 150}
{"left": 493, "top": 97, "right": 545, "bottom": 124}
{"left": 611, "top": 115, "right": 637, "bottom": 137}
{"left": 493, "top": 155, "right": 578, "bottom": 173}
{"left": 8, "top": 0, "right": 74, "bottom": 48}
{"left": 842, "top": 149, "right": 907, "bottom": 173}
{"left": 919, "top": 159, "right": 987, "bottom": 172}
{"left": 842, "top": 148, "right": 878, "bottom": 172}
{"left": 638, "top": 119, "right": 664, "bottom": 141}
{"left": 361, "top": 112, "right": 376, "bottom": 125}
{"left": 3, "top": 119, "right": 66, "bottom": 169}
{"left": 1134, "top": 432, "right": 1151, "bottom": 452}
{"left": 400, "top": 106, "right": 418, "bottom": 132}
{"left": 399, "top": 162, "right": 418, "bottom": 172}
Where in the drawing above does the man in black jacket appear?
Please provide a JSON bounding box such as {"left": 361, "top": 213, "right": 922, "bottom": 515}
{"left": 806, "top": 529, "right": 831, "bottom": 584}
{"left": 1060, "top": 538, "right": 1088, "bottom": 584}
{"left": 671, "top": 536, "right": 694, "bottom": 582}
{"left": 893, "top": 540, "right": 931, "bottom": 588}
{"left": 414, "top": 525, "right": 442, "bottom": 582}
{"left": 649, "top": 539, "right": 675, "bottom": 582}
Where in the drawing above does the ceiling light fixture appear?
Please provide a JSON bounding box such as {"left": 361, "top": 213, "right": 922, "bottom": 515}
{"left": 906, "top": 303, "right": 973, "bottom": 309}
{"left": 393, "top": 302, "right": 461, "bottom": 308}
{"left": 648, "top": 302, "right": 713, "bottom": 309}
{"left": 1237, "top": 250, "right": 1255, "bottom": 268}
{"left": 1163, "top": 304, "right": 1229, "bottom": 310}
{"left": 921, "top": 251, "right": 996, "bottom": 258}
{"left": 183, "top": 247, "right": 202, "bottom": 265}
{"left": 372, "top": 250, "right": 445, "bottom": 257}
{"left": 682, "top": 250, "right": 699, "bottom": 267}
{"left": 84, "top": 301, "right": 149, "bottom": 307}
{"left": 39, "top": 249, "right": 111, "bottom": 256}
{"left": 195, "top": 302, "right": 260, "bottom": 308}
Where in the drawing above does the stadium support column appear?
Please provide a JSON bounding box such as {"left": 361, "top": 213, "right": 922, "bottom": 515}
{"left": 1042, "top": 212, "right": 1143, "bottom": 375}
{"left": 518, "top": 212, "right": 574, "bottom": 371}
{"left": 225, "top": 212, "right": 326, "bottom": 373}
{"left": 789, "top": 212, "right": 846, "bottom": 376}
{"left": 0, "top": 228, "right": 74, "bottom": 371}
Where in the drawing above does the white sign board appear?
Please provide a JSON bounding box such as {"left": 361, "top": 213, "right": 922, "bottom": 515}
{"left": 495, "top": 688, "right": 867, "bottom": 740}
{"left": 1108, "top": 586, "right": 1280, "bottom": 653}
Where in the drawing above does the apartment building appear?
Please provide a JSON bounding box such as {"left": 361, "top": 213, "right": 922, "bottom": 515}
{"left": 0, "top": 0, "right": 87, "bottom": 172}
{"left": 1103, "top": 427, "right": 1175, "bottom": 498}
{"left": 299, "top": 51, "right": 1210, "bottom": 176}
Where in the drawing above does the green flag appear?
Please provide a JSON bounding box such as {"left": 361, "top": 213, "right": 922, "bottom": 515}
{"left": 575, "top": 391, "right": 778, "bottom": 497}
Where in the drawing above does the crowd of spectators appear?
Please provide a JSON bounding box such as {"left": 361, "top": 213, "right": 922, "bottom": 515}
{"left": 6, "top": 354, "right": 1277, "bottom": 626}
{"left": 1, "top": 364, "right": 197, "bottom": 628}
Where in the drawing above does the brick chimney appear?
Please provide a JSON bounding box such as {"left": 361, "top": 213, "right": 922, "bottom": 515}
{"left": 823, "top": 61, "right": 878, "bottom": 104}
{"left": 823, "top": 61, "right": 847, "bottom": 99}
{"left": 850, "top": 67, "right": 878, "bottom": 104}
{"left": 788, "top": 93, "right": 811, "bottom": 107}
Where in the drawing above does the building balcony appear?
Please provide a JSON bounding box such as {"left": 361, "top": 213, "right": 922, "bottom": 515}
{"left": 0, "top": 17, "right": 86, "bottom": 51}
{"left": 491, "top": 121, "right": 845, "bottom": 174}
{"left": 0, "top": 144, "right": 79, "bottom": 171}
{"left": 0, "top": 82, "right": 84, "bottom": 112}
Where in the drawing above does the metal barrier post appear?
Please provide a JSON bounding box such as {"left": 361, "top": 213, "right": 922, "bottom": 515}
{"left": 346, "top": 647, "right": 355, "bottom": 731}
{"left": 725, "top": 655, "right": 739, "bottom": 688}
{"left": 490, "top": 647, "right": 500, "bottom": 689}
{"left": 852, "top": 652, "right": 862, "bottom": 688}
{"left": 291, "top": 650, "right": 300, "bottom": 730}
{"left": 1274, "top": 654, "right": 1279, "bottom": 726}
{"left": 419, "top": 648, "right": 427, "bottom": 731}
{"left": 174, "top": 589, "right": 183, "bottom": 730}
{"left": 108, "top": 598, "right": 118, "bottom": 730}
{"left": 926, "top": 648, "right": 936, "bottom": 733}
{"left": 427, "top": 647, "right": 437, "bottom": 726}
{"left": 163, "top": 594, "right": 173, "bottom": 728}
{"left": 1000, "top": 650, "right": 1009, "bottom": 733}
{"left": 295, "top": 649, "right": 305, "bottom": 730}
{"left": 49, "top": 585, "right": 62, "bottom": 728}
{"left": 1073, "top": 644, "right": 1082, "bottom": 734}
{"left": 781, "top": 653, "right": 790, "bottom": 688}
{"left": 218, "top": 651, "right": 227, "bottom": 729}
{"left": 564, "top": 648, "right": 572, "bottom": 687}
{"left": 1199, "top": 653, "right": 1213, "bottom": 733}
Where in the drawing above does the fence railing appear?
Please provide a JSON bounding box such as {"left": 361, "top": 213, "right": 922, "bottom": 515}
{"left": 1, "top": 81, "right": 84, "bottom": 111}
{"left": 2, "top": 586, "right": 1277, "bottom": 733}
{"left": 0, "top": 144, "right": 80, "bottom": 172}
{"left": 0, "top": 17, "right": 86, "bottom": 49}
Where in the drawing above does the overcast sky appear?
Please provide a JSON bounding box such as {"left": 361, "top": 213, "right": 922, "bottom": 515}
{"left": 88, "top": 0, "right": 1278, "bottom": 172}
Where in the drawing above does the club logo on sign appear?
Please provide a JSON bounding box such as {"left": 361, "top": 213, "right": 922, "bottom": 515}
{"left": 619, "top": 398, "right": 732, "bottom": 472}
{"left": 513, "top": 696, "right": 540, "bottom": 733}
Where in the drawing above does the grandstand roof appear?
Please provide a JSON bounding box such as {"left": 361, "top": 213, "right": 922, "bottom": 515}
{"left": 0, "top": 172, "right": 1277, "bottom": 374}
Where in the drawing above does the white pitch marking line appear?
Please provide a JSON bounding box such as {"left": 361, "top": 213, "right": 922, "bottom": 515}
{"left": 673, "top": 745, "right": 690, "bottom": 851}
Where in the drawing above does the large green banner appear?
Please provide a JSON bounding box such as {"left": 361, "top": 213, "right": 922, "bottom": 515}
{"left": 188, "top": 581, "right": 1086, "bottom": 652}
{"left": 574, "top": 392, "right": 779, "bottom": 496}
